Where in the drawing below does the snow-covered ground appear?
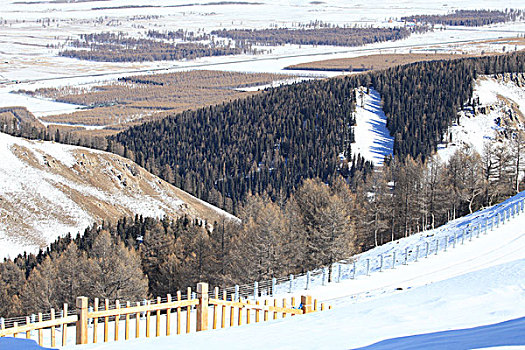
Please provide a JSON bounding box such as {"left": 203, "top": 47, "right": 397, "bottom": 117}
{"left": 0, "top": 0, "right": 524, "bottom": 118}
{"left": 351, "top": 87, "right": 394, "bottom": 166}
{"left": 438, "top": 74, "right": 525, "bottom": 162}
{"left": 45, "top": 191, "right": 525, "bottom": 350}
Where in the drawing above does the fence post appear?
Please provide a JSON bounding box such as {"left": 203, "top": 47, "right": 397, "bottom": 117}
{"left": 337, "top": 265, "right": 342, "bottom": 283}
{"left": 435, "top": 239, "right": 439, "bottom": 255}
{"left": 254, "top": 281, "right": 259, "bottom": 300}
{"left": 76, "top": 297, "right": 88, "bottom": 345}
{"left": 301, "top": 295, "right": 313, "bottom": 314}
{"left": 415, "top": 245, "right": 419, "bottom": 262}
{"left": 379, "top": 255, "right": 383, "bottom": 272}
{"left": 392, "top": 252, "right": 396, "bottom": 269}
{"left": 196, "top": 282, "right": 209, "bottom": 332}
{"left": 306, "top": 271, "right": 310, "bottom": 290}
{"left": 62, "top": 304, "right": 68, "bottom": 346}
{"left": 444, "top": 236, "right": 448, "bottom": 251}
{"left": 366, "top": 258, "right": 370, "bottom": 276}
{"left": 352, "top": 261, "right": 356, "bottom": 279}
{"left": 477, "top": 224, "right": 481, "bottom": 238}
{"left": 322, "top": 267, "right": 327, "bottom": 285}
{"left": 235, "top": 285, "right": 239, "bottom": 301}
{"left": 453, "top": 232, "right": 457, "bottom": 248}
{"left": 404, "top": 247, "right": 408, "bottom": 265}
{"left": 289, "top": 274, "right": 294, "bottom": 292}
{"left": 271, "top": 278, "right": 276, "bottom": 296}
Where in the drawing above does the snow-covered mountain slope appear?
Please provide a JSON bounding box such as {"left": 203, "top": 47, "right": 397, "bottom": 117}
{"left": 438, "top": 73, "right": 525, "bottom": 162}
{"left": 69, "top": 193, "right": 525, "bottom": 350}
{"left": 0, "top": 132, "right": 234, "bottom": 259}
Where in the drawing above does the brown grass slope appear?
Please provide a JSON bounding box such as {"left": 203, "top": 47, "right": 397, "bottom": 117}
{"left": 0, "top": 132, "right": 233, "bottom": 258}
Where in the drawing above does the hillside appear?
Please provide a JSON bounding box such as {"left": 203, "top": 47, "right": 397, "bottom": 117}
{"left": 66, "top": 192, "right": 525, "bottom": 350}
{"left": 0, "top": 132, "right": 233, "bottom": 259}
{"left": 439, "top": 72, "right": 525, "bottom": 161}
{"left": 351, "top": 72, "right": 525, "bottom": 166}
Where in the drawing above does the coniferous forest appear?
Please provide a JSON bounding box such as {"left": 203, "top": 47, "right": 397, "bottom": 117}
{"left": 2, "top": 132, "right": 523, "bottom": 317}
{"left": 111, "top": 77, "right": 371, "bottom": 213}
{"left": 112, "top": 51, "right": 525, "bottom": 212}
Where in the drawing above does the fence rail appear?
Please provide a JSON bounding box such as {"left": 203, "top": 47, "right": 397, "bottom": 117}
{"left": 0, "top": 283, "right": 328, "bottom": 347}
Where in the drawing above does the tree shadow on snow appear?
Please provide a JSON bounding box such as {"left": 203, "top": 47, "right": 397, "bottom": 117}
{"left": 351, "top": 316, "right": 525, "bottom": 350}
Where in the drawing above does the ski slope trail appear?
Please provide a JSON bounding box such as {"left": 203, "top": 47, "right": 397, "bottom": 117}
{"left": 315, "top": 217, "right": 525, "bottom": 305}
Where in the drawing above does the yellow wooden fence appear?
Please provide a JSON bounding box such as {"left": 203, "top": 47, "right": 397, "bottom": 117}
{"left": 0, "top": 282, "right": 330, "bottom": 347}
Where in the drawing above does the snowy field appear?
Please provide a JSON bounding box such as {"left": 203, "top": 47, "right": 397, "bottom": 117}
{"left": 0, "top": 0, "right": 524, "bottom": 120}
{"left": 41, "top": 191, "right": 525, "bottom": 350}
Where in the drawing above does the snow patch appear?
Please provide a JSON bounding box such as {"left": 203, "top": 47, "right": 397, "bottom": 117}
{"left": 438, "top": 75, "right": 525, "bottom": 162}
{"left": 351, "top": 87, "right": 394, "bottom": 166}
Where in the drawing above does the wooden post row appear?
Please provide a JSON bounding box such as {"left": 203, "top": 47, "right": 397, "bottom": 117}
{"left": 7, "top": 284, "right": 329, "bottom": 349}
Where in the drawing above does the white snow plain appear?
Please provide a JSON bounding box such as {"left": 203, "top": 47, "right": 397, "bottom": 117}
{"left": 1, "top": 0, "right": 525, "bottom": 120}
{"left": 56, "top": 191, "right": 525, "bottom": 350}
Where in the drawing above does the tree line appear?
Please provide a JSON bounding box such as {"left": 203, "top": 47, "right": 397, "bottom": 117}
{"left": 59, "top": 31, "right": 260, "bottom": 62}
{"left": 401, "top": 9, "right": 524, "bottom": 27}
{"left": 0, "top": 178, "right": 359, "bottom": 318}
{"left": 111, "top": 76, "right": 373, "bottom": 214}
{"left": 211, "top": 26, "right": 426, "bottom": 47}
{"left": 369, "top": 51, "right": 525, "bottom": 161}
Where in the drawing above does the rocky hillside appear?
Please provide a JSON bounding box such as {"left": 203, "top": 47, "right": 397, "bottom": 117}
{"left": 0, "top": 132, "right": 233, "bottom": 259}
{"left": 438, "top": 72, "right": 525, "bottom": 161}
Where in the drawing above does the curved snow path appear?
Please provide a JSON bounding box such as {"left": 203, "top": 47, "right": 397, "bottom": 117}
{"left": 304, "top": 211, "right": 525, "bottom": 305}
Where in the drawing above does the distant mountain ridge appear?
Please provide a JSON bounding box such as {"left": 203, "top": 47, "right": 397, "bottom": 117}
{"left": 0, "top": 132, "right": 233, "bottom": 259}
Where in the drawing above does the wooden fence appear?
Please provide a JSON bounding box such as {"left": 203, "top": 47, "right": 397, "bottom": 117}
{"left": 0, "top": 282, "right": 329, "bottom": 347}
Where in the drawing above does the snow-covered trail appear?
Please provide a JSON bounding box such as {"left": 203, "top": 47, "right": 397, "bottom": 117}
{"left": 351, "top": 87, "right": 394, "bottom": 166}
{"left": 312, "top": 216, "right": 525, "bottom": 305}
{"left": 66, "top": 194, "right": 525, "bottom": 350}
